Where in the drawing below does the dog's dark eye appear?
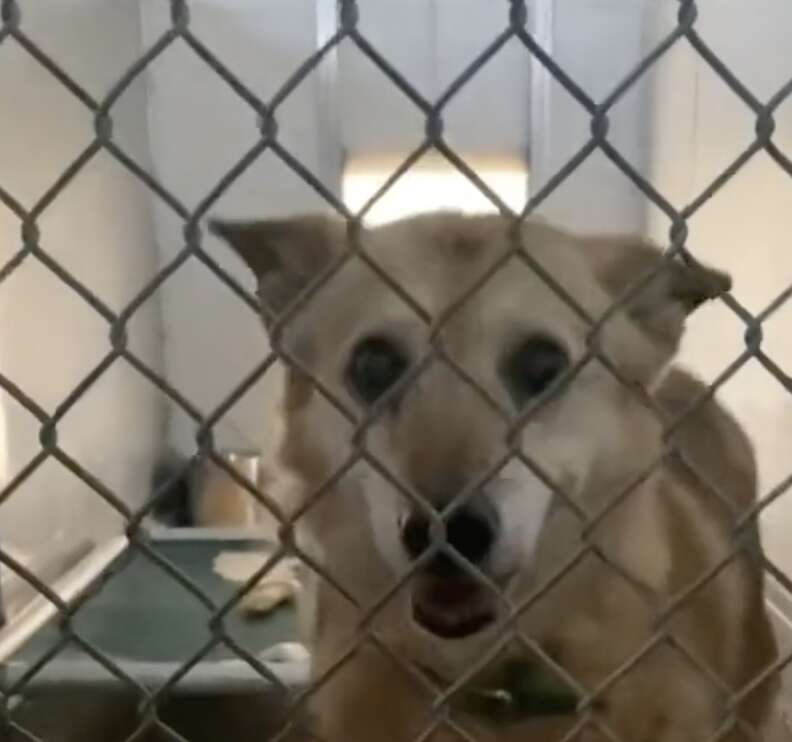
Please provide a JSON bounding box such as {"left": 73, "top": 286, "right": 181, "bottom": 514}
{"left": 503, "top": 336, "right": 569, "bottom": 406}
{"left": 347, "top": 337, "right": 408, "bottom": 405}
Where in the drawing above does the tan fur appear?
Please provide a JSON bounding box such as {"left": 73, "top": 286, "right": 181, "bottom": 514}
{"left": 213, "top": 212, "right": 779, "bottom": 742}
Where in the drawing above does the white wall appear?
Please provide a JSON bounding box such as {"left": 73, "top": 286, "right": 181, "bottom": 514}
{"left": 0, "top": 2, "right": 164, "bottom": 585}
{"left": 141, "top": 0, "right": 335, "bottom": 459}
{"left": 646, "top": 1, "right": 792, "bottom": 573}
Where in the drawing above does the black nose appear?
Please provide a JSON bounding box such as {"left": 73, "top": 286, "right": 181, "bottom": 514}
{"left": 400, "top": 504, "right": 495, "bottom": 573}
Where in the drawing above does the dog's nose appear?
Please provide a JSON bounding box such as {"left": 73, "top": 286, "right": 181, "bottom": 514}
{"left": 400, "top": 503, "right": 496, "bottom": 571}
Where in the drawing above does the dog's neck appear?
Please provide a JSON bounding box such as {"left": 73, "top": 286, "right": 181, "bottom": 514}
{"left": 519, "top": 470, "right": 669, "bottom": 594}
{"left": 419, "top": 656, "right": 579, "bottom": 727}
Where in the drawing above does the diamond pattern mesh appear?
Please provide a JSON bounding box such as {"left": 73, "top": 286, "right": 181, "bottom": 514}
{"left": 1, "top": 1, "right": 791, "bottom": 741}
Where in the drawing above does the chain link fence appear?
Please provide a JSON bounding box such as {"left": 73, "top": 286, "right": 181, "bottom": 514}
{"left": 1, "top": 0, "right": 791, "bottom": 740}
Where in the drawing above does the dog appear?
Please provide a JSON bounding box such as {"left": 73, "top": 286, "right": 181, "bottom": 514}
{"left": 212, "top": 212, "right": 780, "bottom": 742}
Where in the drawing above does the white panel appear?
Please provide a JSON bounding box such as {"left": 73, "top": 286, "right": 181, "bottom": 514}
{"left": 533, "top": 0, "right": 652, "bottom": 234}
{"left": 435, "top": 0, "right": 529, "bottom": 158}
{"left": 340, "top": 1, "right": 529, "bottom": 161}
{"left": 339, "top": 0, "right": 434, "bottom": 157}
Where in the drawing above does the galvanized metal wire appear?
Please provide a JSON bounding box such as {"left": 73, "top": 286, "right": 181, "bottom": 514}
{"left": 1, "top": 0, "right": 791, "bottom": 740}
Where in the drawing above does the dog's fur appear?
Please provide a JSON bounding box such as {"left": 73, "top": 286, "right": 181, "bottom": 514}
{"left": 213, "top": 212, "right": 779, "bottom": 742}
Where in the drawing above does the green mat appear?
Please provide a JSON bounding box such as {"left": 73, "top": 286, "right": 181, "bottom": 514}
{"left": 4, "top": 539, "right": 302, "bottom": 694}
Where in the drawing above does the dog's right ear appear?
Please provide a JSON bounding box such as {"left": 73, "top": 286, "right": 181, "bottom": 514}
{"left": 209, "top": 215, "right": 342, "bottom": 321}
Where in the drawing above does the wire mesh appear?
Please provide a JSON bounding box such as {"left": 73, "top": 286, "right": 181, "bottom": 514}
{"left": 0, "top": 0, "right": 791, "bottom": 740}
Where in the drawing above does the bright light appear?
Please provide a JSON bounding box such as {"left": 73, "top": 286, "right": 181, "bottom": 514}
{"left": 343, "top": 153, "right": 528, "bottom": 226}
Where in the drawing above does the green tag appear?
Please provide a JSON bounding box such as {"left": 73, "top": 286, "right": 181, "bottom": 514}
{"left": 460, "top": 660, "right": 579, "bottom": 726}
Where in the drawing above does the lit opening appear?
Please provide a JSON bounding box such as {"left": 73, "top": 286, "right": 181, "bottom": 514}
{"left": 343, "top": 153, "right": 528, "bottom": 226}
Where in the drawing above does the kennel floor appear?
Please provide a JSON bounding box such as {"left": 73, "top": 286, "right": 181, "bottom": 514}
{"left": 2, "top": 537, "right": 305, "bottom": 695}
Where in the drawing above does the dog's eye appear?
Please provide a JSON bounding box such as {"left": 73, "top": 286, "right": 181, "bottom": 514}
{"left": 347, "top": 337, "right": 408, "bottom": 405}
{"left": 503, "top": 336, "right": 569, "bottom": 406}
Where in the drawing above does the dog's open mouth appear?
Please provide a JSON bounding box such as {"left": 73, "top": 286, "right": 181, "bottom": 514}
{"left": 411, "top": 577, "right": 496, "bottom": 640}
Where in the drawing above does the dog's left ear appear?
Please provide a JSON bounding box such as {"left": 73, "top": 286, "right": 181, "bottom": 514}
{"left": 209, "top": 214, "right": 343, "bottom": 322}
{"left": 586, "top": 237, "right": 731, "bottom": 377}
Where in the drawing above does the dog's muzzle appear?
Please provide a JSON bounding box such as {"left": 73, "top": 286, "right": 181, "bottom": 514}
{"left": 401, "top": 498, "right": 501, "bottom": 640}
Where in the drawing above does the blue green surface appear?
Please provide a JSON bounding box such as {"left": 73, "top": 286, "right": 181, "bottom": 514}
{"left": 10, "top": 539, "right": 298, "bottom": 669}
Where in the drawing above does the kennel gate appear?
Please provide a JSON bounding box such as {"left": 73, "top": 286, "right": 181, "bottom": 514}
{"left": 0, "top": 1, "right": 791, "bottom": 740}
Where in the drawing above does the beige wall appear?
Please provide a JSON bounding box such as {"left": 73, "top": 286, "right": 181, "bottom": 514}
{"left": 646, "top": 1, "right": 792, "bottom": 574}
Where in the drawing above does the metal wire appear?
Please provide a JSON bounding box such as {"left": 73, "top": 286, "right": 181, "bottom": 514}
{"left": 0, "top": 0, "right": 790, "bottom": 740}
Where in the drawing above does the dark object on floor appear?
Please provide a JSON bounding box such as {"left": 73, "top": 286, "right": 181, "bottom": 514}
{"left": 149, "top": 450, "right": 194, "bottom": 527}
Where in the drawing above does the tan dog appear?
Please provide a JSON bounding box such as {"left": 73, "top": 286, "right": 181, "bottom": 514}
{"left": 212, "top": 212, "right": 779, "bottom": 742}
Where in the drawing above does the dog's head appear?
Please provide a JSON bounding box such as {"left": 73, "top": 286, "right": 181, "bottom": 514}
{"left": 213, "top": 212, "right": 729, "bottom": 649}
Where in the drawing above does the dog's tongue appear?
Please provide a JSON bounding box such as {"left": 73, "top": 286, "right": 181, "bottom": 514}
{"left": 412, "top": 576, "right": 496, "bottom": 639}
